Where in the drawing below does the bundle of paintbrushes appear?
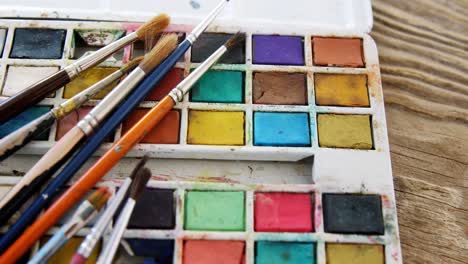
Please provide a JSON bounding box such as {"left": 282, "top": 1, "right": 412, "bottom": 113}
{"left": 96, "top": 166, "right": 151, "bottom": 264}
{"left": 0, "top": 14, "right": 169, "bottom": 123}
{"left": 0, "top": 56, "right": 142, "bottom": 162}
{"left": 0, "top": 33, "right": 177, "bottom": 229}
{"left": 0, "top": 1, "right": 230, "bottom": 262}
{"left": 71, "top": 157, "right": 149, "bottom": 264}
{"left": 28, "top": 187, "right": 111, "bottom": 264}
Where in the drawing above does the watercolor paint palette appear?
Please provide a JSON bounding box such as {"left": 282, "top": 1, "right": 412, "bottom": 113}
{"left": 0, "top": 17, "right": 385, "bottom": 161}
{"left": 0, "top": 0, "right": 401, "bottom": 263}
{"left": 4, "top": 179, "right": 399, "bottom": 264}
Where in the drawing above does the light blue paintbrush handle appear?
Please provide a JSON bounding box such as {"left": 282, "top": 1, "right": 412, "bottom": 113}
{"left": 28, "top": 228, "right": 67, "bottom": 264}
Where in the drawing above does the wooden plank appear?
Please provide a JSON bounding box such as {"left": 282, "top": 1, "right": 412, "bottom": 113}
{"left": 371, "top": 0, "right": 468, "bottom": 263}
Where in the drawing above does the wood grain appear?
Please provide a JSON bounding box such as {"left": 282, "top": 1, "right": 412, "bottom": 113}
{"left": 371, "top": 1, "right": 468, "bottom": 263}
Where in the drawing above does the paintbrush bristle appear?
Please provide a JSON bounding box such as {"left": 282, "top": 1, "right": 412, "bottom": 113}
{"left": 139, "top": 34, "right": 178, "bottom": 73}
{"left": 88, "top": 187, "right": 111, "bottom": 210}
{"left": 121, "top": 57, "right": 144, "bottom": 73}
{"left": 128, "top": 155, "right": 149, "bottom": 181}
{"left": 224, "top": 32, "right": 246, "bottom": 50}
{"left": 135, "top": 14, "right": 170, "bottom": 40}
{"left": 129, "top": 167, "right": 151, "bottom": 200}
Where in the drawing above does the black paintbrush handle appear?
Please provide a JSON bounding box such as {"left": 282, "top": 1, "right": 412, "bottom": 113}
{"left": 0, "top": 70, "right": 70, "bottom": 124}
{"left": 0, "top": 128, "right": 86, "bottom": 226}
{"left": 0, "top": 112, "right": 56, "bottom": 162}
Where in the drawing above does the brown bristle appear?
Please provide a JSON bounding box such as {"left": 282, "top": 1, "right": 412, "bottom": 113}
{"left": 224, "top": 32, "right": 246, "bottom": 50}
{"left": 88, "top": 187, "right": 111, "bottom": 210}
{"left": 129, "top": 167, "right": 151, "bottom": 200}
{"left": 135, "top": 14, "right": 170, "bottom": 40}
{"left": 121, "top": 57, "right": 144, "bottom": 73}
{"left": 139, "top": 33, "right": 178, "bottom": 73}
{"left": 128, "top": 155, "right": 149, "bottom": 180}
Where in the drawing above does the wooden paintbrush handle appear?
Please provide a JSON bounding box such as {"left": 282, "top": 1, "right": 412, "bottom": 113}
{"left": 6, "top": 97, "right": 175, "bottom": 242}
{"left": 0, "top": 126, "right": 85, "bottom": 226}
{"left": 0, "top": 112, "right": 56, "bottom": 162}
{"left": 0, "top": 70, "right": 70, "bottom": 124}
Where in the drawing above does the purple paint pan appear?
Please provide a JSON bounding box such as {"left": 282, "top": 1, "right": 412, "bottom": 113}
{"left": 252, "top": 35, "right": 304, "bottom": 65}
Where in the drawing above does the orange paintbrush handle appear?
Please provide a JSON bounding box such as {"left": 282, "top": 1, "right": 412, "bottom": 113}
{"left": 0, "top": 96, "right": 175, "bottom": 263}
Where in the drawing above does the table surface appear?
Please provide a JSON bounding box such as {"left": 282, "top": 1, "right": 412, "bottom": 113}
{"left": 371, "top": 0, "right": 468, "bottom": 263}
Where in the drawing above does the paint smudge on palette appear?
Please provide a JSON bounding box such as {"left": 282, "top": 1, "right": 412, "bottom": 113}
{"left": 71, "top": 30, "right": 125, "bottom": 60}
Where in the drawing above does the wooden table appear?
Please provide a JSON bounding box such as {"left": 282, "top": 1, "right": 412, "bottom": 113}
{"left": 371, "top": 1, "right": 468, "bottom": 263}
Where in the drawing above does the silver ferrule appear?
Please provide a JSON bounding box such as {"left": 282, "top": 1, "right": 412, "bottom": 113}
{"left": 187, "top": 0, "right": 229, "bottom": 44}
{"left": 170, "top": 45, "right": 227, "bottom": 102}
{"left": 64, "top": 33, "right": 138, "bottom": 78}
{"left": 97, "top": 200, "right": 136, "bottom": 264}
{"left": 77, "top": 114, "right": 100, "bottom": 135}
{"left": 78, "top": 178, "right": 132, "bottom": 258}
{"left": 63, "top": 201, "right": 96, "bottom": 238}
{"left": 77, "top": 67, "right": 145, "bottom": 135}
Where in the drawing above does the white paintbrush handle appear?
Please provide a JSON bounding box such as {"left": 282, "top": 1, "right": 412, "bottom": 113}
{"left": 97, "top": 199, "right": 136, "bottom": 264}
{"left": 77, "top": 178, "right": 132, "bottom": 258}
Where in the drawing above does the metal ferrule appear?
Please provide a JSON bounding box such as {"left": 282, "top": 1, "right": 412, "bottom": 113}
{"left": 78, "top": 178, "right": 132, "bottom": 258}
{"left": 77, "top": 114, "right": 100, "bottom": 135}
{"left": 170, "top": 45, "right": 227, "bottom": 101}
{"left": 53, "top": 70, "right": 124, "bottom": 119}
{"left": 187, "top": 0, "right": 229, "bottom": 44}
{"left": 77, "top": 67, "right": 145, "bottom": 135}
{"left": 97, "top": 200, "right": 136, "bottom": 264}
{"left": 64, "top": 33, "right": 138, "bottom": 78}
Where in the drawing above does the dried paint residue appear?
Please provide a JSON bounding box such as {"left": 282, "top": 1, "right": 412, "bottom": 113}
{"left": 315, "top": 73, "right": 369, "bottom": 107}
{"left": 318, "top": 114, "right": 373, "bottom": 149}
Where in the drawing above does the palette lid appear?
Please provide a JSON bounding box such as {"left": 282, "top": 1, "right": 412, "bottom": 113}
{"left": 0, "top": 0, "right": 373, "bottom": 34}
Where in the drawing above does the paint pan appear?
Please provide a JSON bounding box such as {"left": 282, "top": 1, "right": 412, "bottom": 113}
{"left": 0, "top": 18, "right": 383, "bottom": 161}
{"left": 0, "top": 1, "right": 401, "bottom": 263}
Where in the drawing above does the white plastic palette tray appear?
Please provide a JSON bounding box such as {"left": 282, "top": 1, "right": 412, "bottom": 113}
{"left": 0, "top": 0, "right": 402, "bottom": 263}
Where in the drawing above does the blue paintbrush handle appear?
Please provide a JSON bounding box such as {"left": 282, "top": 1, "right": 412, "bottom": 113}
{"left": 0, "top": 40, "right": 190, "bottom": 254}
{"left": 28, "top": 228, "right": 67, "bottom": 264}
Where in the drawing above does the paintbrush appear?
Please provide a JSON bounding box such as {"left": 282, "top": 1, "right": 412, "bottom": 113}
{"left": 0, "top": 2, "right": 228, "bottom": 262}
{"left": 70, "top": 157, "right": 148, "bottom": 264}
{"left": 0, "top": 34, "right": 177, "bottom": 251}
{"left": 28, "top": 33, "right": 246, "bottom": 218}
{"left": 0, "top": 57, "right": 143, "bottom": 162}
{"left": 0, "top": 14, "right": 169, "bottom": 124}
{"left": 0, "top": 57, "right": 142, "bottom": 225}
{"left": 96, "top": 167, "right": 151, "bottom": 264}
{"left": 28, "top": 186, "right": 111, "bottom": 264}
{"left": 0, "top": 35, "right": 175, "bottom": 228}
